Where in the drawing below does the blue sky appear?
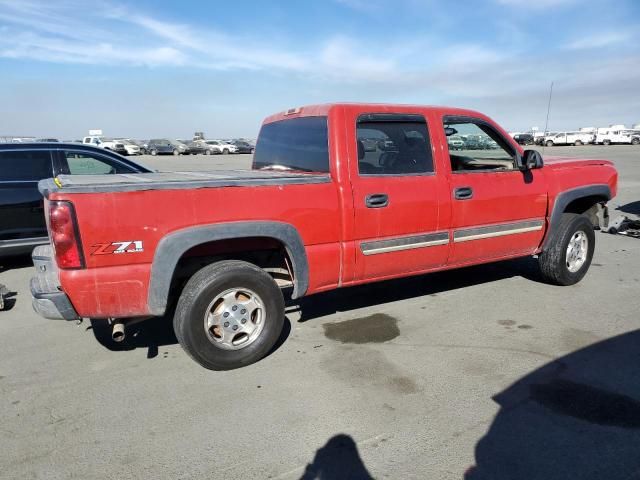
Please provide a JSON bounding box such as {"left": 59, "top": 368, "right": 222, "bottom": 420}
{"left": 0, "top": 0, "right": 639, "bottom": 139}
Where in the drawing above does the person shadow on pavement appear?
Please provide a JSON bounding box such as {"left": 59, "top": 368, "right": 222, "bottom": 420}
{"left": 466, "top": 329, "right": 640, "bottom": 480}
{"left": 300, "top": 434, "right": 373, "bottom": 480}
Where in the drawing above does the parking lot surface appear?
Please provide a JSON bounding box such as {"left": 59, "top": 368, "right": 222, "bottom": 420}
{"left": 1, "top": 146, "right": 639, "bottom": 479}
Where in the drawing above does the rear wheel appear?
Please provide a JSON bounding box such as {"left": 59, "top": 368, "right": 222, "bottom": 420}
{"left": 631, "top": 137, "right": 640, "bottom": 145}
{"left": 546, "top": 140, "right": 554, "bottom": 147}
{"left": 173, "top": 149, "right": 179, "bottom": 156}
{"left": 150, "top": 149, "right": 157, "bottom": 156}
{"left": 205, "top": 149, "right": 211, "bottom": 155}
{"left": 539, "top": 213, "right": 595, "bottom": 286}
{"left": 574, "top": 140, "right": 582, "bottom": 146}
{"left": 223, "top": 148, "right": 229, "bottom": 154}
{"left": 603, "top": 139, "right": 611, "bottom": 145}
{"left": 173, "top": 260, "right": 285, "bottom": 370}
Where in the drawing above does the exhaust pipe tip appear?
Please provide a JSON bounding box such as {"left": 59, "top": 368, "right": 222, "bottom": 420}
{"left": 111, "top": 322, "right": 126, "bottom": 343}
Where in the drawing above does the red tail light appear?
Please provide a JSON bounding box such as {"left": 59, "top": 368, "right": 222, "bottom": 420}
{"left": 49, "top": 201, "right": 85, "bottom": 269}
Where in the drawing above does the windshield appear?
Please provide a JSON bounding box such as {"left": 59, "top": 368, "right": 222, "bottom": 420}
{"left": 252, "top": 116, "right": 329, "bottom": 173}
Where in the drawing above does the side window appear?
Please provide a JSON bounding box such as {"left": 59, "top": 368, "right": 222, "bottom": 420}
{"left": 356, "top": 117, "right": 433, "bottom": 175}
{"left": 0, "top": 150, "right": 52, "bottom": 181}
{"left": 443, "top": 120, "right": 516, "bottom": 172}
{"left": 62, "top": 151, "right": 131, "bottom": 175}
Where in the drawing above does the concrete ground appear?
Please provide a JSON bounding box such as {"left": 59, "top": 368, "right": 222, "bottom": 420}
{"left": 1, "top": 146, "right": 639, "bottom": 479}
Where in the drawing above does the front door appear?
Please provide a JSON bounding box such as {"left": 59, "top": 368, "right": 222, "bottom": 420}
{"left": 441, "top": 116, "right": 548, "bottom": 266}
{"left": 348, "top": 112, "right": 450, "bottom": 281}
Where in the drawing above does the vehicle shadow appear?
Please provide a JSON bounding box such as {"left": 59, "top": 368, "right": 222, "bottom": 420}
{"left": 0, "top": 254, "right": 32, "bottom": 273}
{"left": 294, "top": 257, "right": 542, "bottom": 323}
{"left": 88, "top": 313, "right": 292, "bottom": 360}
{"left": 616, "top": 200, "right": 640, "bottom": 216}
{"left": 466, "top": 329, "right": 640, "bottom": 480}
{"left": 300, "top": 434, "right": 373, "bottom": 480}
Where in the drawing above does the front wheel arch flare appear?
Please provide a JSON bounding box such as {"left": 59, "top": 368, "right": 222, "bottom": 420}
{"left": 147, "top": 222, "right": 309, "bottom": 316}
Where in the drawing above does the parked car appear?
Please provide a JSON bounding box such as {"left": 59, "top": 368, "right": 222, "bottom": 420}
{"left": 513, "top": 133, "right": 534, "bottom": 145}
{"left": 30, "top": 103, "right": 616, "bottom": 371}
{"left": 0, "top": 143, "right": 152, "bottom": 257}
{"left": 147, "top": 139, "right": 180, "bottom": 156}
{"left": 82, "top": 136, "right": 128, "bottom": 155}
{"left": 116, "top": 139, "right": 141, "bottom": 156}
{"left": 233, "top": 141, "right": 255, "bottom": 154}
{"left": 206, "top": 140, "right": 238, "bottom": 154}
{"left": 595, "top": 129, "right": 640, "bottom": 145}
{"left": 544, "top": 131, "right": 594, "bottom": 146}
{"left": 171, "top": 140, "right": 192, "bottom": 155}
{"left": 186, "top": 141, "right": 214, "bottom": 155}
{"left": 447, "top": 135, "right": 465, "bottom": 150}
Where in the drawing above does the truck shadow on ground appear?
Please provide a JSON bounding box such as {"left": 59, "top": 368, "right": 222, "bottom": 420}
{"left": 299, "top": 434, "right": 373, "bottom": 480}
{"left": 466, "top": 328, "right": 640, "bottom": 480}
{"left": 88, "top": 314, "right": 292, "bottom": 360}
{"left": 295, "top": 256, "right": 542, "bottom": 323}
{"left": 88, "top": 256, "right": 541, "bottom": 358}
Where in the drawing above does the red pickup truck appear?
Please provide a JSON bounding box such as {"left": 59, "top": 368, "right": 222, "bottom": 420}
{"left": 31, "top": 104, "right": 617, "bottom": 370}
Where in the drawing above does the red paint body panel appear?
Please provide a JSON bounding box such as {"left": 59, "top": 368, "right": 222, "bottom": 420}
{"left": 45, "top": 103, "right": 618, "bottom": 319}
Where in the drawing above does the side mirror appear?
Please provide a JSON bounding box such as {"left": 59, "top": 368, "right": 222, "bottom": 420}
{"left": 444, "top": 127, "right": 458, "bottom": 136}
{"left": 519, "top": 149, "right": 544, "bottom": 170}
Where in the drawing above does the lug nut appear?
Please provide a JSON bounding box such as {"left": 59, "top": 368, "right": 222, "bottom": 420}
{"left": 224, "top": 322, "right": 230, "bottom": 327}
{"left": 241, "top": 319, "right": 247, "bottom": 324}
{"left": 232, "top": 305, "right": 238, "bottom": 311}
{"left": 241, "top": 309, "right": 246, "bottom": 314}
{"left": 232, "top": 325, "right": 238, "bottom": 331}
{"left": 223, "top": 312, "right": 229, "bottom": 318}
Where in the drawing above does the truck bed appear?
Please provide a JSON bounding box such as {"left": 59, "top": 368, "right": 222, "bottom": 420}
{"left": 38, "top": 170, "right": 331, "bottom": 195}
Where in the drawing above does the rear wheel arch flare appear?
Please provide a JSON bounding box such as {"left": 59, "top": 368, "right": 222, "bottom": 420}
{"left": 147, "top": 221, "right": 309, "bottom": 316}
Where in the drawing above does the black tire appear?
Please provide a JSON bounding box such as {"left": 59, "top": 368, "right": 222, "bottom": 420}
{"left": 539, "top": 213, "right": 595, "bottom": 286}
{"left": 205, "top": 149, "right": 211, "bottom": 155}
{"left": 173, "top": 260, "right": 285, "bottom": 370}
{"left": 631, "top": 138, "right": 640, "bottom": 145}
{"left": 173, "top": 149, "right": 179, "bottom": 156}
{"left": 603, "top": 139, "right": 611, "bottom": 145}
{"left": 545, "top": 140, "right": 554, "bottom": 147}
{"left": 223, "top": 148, "right": 229, "bottom": 154}
{"left": 574, "top": 140, "right": 582, "bottom": 146}
{"left": 150, "top": 149, "right": 157, "bottom": 156}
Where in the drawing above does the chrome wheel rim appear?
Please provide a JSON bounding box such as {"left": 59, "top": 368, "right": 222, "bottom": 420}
{"left": 204, "top": 288, "right": 265, "bottom": 350}
{"left": 566, "top": 231, "right": 588, "bottom": 273}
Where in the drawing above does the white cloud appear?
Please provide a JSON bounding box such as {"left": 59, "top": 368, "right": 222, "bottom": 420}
{"left": 565, "top": 31, "right": 632, "bottom": 50}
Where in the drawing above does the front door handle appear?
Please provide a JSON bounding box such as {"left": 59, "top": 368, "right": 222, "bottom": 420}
{"left": 365, "top": 193, "right": 389, "bottom": 208}
{"left": 454, "top": 187, "right": 473, "bottom": 200}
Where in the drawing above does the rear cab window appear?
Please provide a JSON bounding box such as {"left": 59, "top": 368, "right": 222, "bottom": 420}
{"left": 252, "top": 116, "right": 329, "bottom": 173}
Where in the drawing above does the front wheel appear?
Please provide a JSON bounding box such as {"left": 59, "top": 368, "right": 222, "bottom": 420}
{"left": 173, "top": 260, "right": 285, "bottom": 370}
{"left": 222, "top": 148, "right": 229, "bottom": 154}
{"left": 538, "top": 213, "right": 595, "bottom": 286}
{"left": 205, "top": 149, "right": 211, "bottom": 155}
{"left": 574, "top": 140, "right": 582, "bottom": 146}
{"left": 631, "top": 138, "right": 640, "bottom": 145}
{"left": 150, "top": 149, "right": 157, "bottom": 156}
{"left": 546, "top": 140, "right": 554, "bottom": 147}
{"left": 603, "top": 139, "right": 611, "bottom": 145}
{"left": 173, "top": 149, "right": 179, "bottom": 156}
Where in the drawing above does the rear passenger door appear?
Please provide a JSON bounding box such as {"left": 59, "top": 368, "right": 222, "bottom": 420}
{"left": 348, "top": 113, "right": 450, "bottom": 281}
{"left": 0, "top": 149, "right": 53, "bottom": 242}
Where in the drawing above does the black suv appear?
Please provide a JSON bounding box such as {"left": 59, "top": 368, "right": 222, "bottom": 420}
{"left": 0, "top": 143, "right": 152, "bottom": 257}
{"left": 513, "top": 133, "right": 534, "bottom": 145}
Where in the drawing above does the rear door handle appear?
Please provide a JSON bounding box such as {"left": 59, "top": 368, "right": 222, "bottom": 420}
{"left": 365, "top": 193, "right": 389, "bottom": 208}
{"left": 454, "top": 187, "right": 473, "bottom": 200}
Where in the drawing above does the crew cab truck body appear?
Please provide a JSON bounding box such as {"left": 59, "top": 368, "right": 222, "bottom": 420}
{"left": 31, "top": 104, "right": 618, "bottom": 370}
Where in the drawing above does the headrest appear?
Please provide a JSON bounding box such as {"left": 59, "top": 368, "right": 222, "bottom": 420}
{"left": 357, "top": 140, "right": 365, "bottom": 160}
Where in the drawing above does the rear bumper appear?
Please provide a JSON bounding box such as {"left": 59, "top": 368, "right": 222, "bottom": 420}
{"left": 30, "top": 245, "right": 80, "bottom": 320}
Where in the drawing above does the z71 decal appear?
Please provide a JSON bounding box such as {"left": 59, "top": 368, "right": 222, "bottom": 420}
{"left": 91, "top": 241, "right": 144, "bottom": 255}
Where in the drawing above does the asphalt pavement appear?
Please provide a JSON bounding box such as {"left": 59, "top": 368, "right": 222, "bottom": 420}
{"left": 1, "top": 145, "right": 639, "bottom": 479}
